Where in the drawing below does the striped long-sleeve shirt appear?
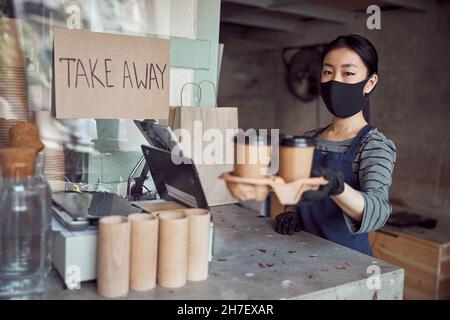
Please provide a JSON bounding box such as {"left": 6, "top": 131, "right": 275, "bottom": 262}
{"left": 303, "top": 127, "right": 396, "bottom": 234}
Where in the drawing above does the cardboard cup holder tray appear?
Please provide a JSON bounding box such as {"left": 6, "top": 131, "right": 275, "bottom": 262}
{"left": 219, "top": 172, "right": 328, "bottom": 205}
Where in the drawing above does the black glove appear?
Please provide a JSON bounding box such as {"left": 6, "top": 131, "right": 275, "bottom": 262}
{"left": 301, "top": 167, "right": 345, "bottom": 202}
{"left": 274, "top": 210, "right": 303, "bottom": 235}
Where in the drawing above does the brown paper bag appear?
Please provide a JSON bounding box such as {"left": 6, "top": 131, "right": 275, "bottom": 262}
{"left": 168, "top": 106, "right": 238, "bottom": 206}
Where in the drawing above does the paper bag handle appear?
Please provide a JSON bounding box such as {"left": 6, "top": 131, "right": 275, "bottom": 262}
{"left": 198, "top": 80, "right": 218, "bottom": 107}
{"left": 181, "top": 82, "right": 202, "bottom": 107}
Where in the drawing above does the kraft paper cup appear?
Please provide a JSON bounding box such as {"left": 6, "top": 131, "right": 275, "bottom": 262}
{"left": 233, "top": 132, "right": 271, "bottom": 179}
{"left": 278, "top": 135, "right": 315, "bottom": 182}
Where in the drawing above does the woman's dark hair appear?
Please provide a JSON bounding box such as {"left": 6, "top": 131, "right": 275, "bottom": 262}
{"left": 322, "top": 34, "right": 378, "bottom": 121}
{"left": 322, "top": 34, "right": 378, "bottom": 76}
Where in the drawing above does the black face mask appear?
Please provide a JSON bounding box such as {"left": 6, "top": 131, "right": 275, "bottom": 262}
{"left": 320, "top": 77, "right": 372, "bottom": 118}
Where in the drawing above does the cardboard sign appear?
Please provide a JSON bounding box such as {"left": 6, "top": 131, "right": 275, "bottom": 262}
{"left": 53, "top": 28, "right": 170, "bottom": 119}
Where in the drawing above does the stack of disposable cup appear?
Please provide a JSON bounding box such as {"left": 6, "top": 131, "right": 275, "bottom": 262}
{"left": 0, "top": 119, "right": 27, "bottom": 148}
{"left": 0, "top": 18, "right": 30, "bottom": 148}
{"left": 33, "top": 111, "right": 66, "bottom": 192}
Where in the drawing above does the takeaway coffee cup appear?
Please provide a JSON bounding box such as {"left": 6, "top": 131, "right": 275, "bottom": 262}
{"left": 278, "top": 135, "right": 315, "bottom": 182}
{"left": 233, "top": 132, "right": 271, "bottom": 178}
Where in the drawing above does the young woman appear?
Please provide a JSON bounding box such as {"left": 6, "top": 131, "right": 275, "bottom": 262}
{"left": 275, "top": 34, "right": 396, "bottom": 256}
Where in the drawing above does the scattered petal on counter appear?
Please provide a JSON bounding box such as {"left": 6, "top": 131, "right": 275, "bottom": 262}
{"left": 258, "top": 249, "right": 266, "bottom": 253}
{"left": 372, "top": 291, "right": 378, "bottom": 300}
{"left": 245, "top": 273, "right": 255, "bottom": 278}
{"left": 281, "top": 280, "right": 297, "bottom": 289}
{"left": 267, "top": 263, "right": 274, "bottom": 268}
{"left": 335, "top": 263, "right": 348, "bottom": 270}
{"left": 288, "top": 250, "right": 297, "bottom": 254}
{"left": 258, "top": 262, "right": 266, "bottom": 269}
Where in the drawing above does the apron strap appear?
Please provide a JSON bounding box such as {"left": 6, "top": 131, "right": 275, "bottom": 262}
{"left": 343, "top": 124, "right": 375, "bottom": 160}
{"left": 312, "top": 123, "right": 375, "bottom": 160}
{"left": 312, "top": 124, "right": 331, "bottom": 139}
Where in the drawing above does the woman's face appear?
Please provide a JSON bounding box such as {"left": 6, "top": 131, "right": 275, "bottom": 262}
{"left": 321, "top": 47, "right": 378, "bottom": 94}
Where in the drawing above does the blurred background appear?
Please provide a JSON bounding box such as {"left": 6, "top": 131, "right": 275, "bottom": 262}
{"left": 0, "top": 0, "right": 449, "bottom": 217}
{"left": 218, "top": 0, "right": 450, "bottom": 219}
{"left": 1, "top": 0, "right": 450, "bottom": 300}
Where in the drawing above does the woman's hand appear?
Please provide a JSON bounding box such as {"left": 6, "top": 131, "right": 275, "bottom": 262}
{"left": 301, "top": 167, "right": 365, "bottom": 222}
{"left": 301, "top": 167, "right": 345, "bottom": 201}
{"left": 274, "top": 210, "right": 303, "bottom": 235}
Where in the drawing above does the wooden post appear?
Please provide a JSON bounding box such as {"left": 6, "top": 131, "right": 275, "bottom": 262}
{"left": 185, "top": 208, "right": 210, "bottom": 281}
{"left": 157, "top": 211, "right": 188, "bottom": 288}
{"left": 97, "top": 216, "right": 130, "bottom": 298}
{"left": 129, "top": 213, "right": 158, "bottom": 292}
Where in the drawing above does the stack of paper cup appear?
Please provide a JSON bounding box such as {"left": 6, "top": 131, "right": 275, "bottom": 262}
{"left": 0, "top": 18, "right": 30, "bottom": 149}
{"left": 33, "top": 111, "right": 66, "bottom": 191}
{"left": 0, "top": 18, "right": 29, "bottom": 124}
{"left": 0, "top": 119, "right": 26, "bottom": 148}
{"left": 42, "top": 149, "right": 66, "bottom": 192}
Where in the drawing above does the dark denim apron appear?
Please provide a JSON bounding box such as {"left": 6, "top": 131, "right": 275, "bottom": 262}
{"left": 297, "top": 124, "right": 374, "bottom": 255}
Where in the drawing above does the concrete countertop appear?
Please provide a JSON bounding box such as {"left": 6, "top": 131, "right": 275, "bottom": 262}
{"left": 43, "top": 204, "right": 404, "bottom": 300}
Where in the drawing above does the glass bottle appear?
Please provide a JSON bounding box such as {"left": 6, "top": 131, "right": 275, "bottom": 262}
{"left": 0, "top": 149, "right": 47, "bottom": 299}
{"left": 34, "top": 152, "right": 52, "bottom": 276}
